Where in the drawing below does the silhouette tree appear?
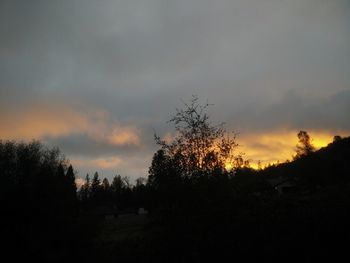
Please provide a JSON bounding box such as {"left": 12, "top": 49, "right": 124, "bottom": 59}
{"left": 333, "top": 135, "right": 342, "bottom": 142}
{"left": 101, "top": 177, "right": 111, "bottom": 204}
{"left": 110, "top": 174, "right": 132, "bottom": 208}
{"left": 0, "top": 140, "right": 76, "bottom": 214}
{"left": 64, "top": 164, "right": 78, "bottom": 215}
{"left": 90, "top": 172, "right": 101, "bottom": 203}
{"left": 111, "top": 174, "right": 124, "bottom": 194}
{"left": 102, "top": 177, "right": 110, "bottom": 191}
{"left": 135, "top": 177, "right": 147, "bottom": 187}
{"left": 295, "top": 130, "right": 315, "bottom": 159}
{"left": 0, "top": 140, "right": 82, "bottom": 260}
{"left": 134, "top": 177, "right": 147, "bottom": 207}
{"left": 79, "top": 174, "right": 91, "bottom": 202}
{"left": 57, "top": 163, "right": 66, "bottom": 178}
{"left": 148, "top": 149, "right": 175, "bottom": 189}
{"left": 66, "top": 165, "right": 77, "bottom": 193}
{"left": 153, "top": 95, "right": 240, "bottom": 179}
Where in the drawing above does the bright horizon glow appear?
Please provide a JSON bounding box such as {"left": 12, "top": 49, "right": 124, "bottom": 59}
{"left": 0, "top": 109, "right": 348, "bottom": 179}
{"left": 225, "top": 162, "right": 234, "bottom": 171}
{"left": 240, "top": 130, "right": 347, "bottom": 169}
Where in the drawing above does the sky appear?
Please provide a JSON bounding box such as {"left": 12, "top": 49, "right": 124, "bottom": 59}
{"left": 1, "top": 0, "right": 350, "bottom": 184}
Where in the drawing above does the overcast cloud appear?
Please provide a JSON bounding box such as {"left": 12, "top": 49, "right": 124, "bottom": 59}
{"left": 1, "top": 0, "right": 349, "bottom": 181}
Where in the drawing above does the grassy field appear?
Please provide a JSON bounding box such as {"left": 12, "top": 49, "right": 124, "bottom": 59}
{"left": 96, "top": 214, "right": 150, "bottom": 243}
{"left": 90, "top": 214, "right": 166, "bottom": 261}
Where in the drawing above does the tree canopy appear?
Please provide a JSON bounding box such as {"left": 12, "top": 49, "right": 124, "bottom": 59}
{"left": 295, "top": 130, "right": 315, "bottom": 159}
{"left": 150, "top": 96, "right": 242, "bottom": 186}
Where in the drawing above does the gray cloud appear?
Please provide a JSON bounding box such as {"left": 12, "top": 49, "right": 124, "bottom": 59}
{"left": 228, "top": 89, "right": 350, "bottom": 132}
{"left": 44, "top": 133, "right": 141, "bottom": 158}
{"left": 1, "top": 0, "right": 350, "bottom": 180}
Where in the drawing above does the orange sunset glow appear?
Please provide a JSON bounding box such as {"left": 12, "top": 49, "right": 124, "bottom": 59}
{"left": 240, "top": 130, "right": 344, "bottom": 168}
{"left": 0, "top": 97, "right": 349, "bottom": 181}
{"left": 0, "top": 102, "right": 348, "bottom": 178}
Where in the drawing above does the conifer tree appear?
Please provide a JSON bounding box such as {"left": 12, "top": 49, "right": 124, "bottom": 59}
{"left": 295, "top": 130, "right": 315, "bottom": 159}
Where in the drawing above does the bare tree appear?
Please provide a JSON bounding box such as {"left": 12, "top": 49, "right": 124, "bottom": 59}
{"left": 154, "top": 96, "right": 241, "bottom": 178}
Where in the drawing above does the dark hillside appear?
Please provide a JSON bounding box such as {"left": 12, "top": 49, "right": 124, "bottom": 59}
{"left": 259, "top": 136, "right": 350, "bottom": 189}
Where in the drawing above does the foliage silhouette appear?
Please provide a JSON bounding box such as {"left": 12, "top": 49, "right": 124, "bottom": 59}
{"left": 0, "top": 140, "right": 91, "bottom": 261}
{"left": 2, "top": 129, "right": 350, "bottom": 261}
{"left": 153, "top": 96, "right": 240, "bottom": 179}
{"left": 147, "top": 97, "right": 249, "bottom": 213}
{"left": 294, "top": 130, "right": 315, "bottom": 159}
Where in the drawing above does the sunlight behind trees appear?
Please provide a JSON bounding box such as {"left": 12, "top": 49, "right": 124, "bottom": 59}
{"left": 152, "top": 96, "right": 243, "bottom": 180}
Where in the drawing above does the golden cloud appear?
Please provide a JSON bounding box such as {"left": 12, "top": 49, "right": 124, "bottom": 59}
{"left": 71, "top": 156, "right": 122, "bottom": 170}
{"left": 0, "top": 103, "right": 89, "bottom": 140}
{"left": 107, "top": 127, "right": 140, "bottom": 146}
{"left": 0, "top": 101, "right": 141, "bottom": 147}
{"left": 91, "top": 157, "right": 123, "bottom": 169}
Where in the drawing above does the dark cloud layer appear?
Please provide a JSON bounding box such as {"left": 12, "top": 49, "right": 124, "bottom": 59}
{"left": 227, "top": 89, "right": 350, "bottom": 133}
{"left": 1, "top": 0, "right": 350, "bottom": 181}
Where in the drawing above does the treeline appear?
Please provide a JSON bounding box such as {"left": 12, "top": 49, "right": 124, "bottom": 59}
{"left": 259, "top": 135, "right": 350, "bottom": 188}
{"left": 102, "top": 98, "right": 350, "bottom": 261}
{"left": 2, "top": 97, "right": 350, "bottom": 261}
{"left": 78, "top": 172, "right": 148, "bottom": 211}
{"left": 3, "top": 135, "right": 350, "bottom": 261}
{"left": 0, "top": 140, "right": 90, "bottom": 261}
{"left": 136, "top": 133, "right": 350, "bottom": 261}
{"left": 0, "top": 140, "right": 77, "bottom": 217}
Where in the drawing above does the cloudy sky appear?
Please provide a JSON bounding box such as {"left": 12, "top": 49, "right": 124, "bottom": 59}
{"left": 1, "top": 0, "right": 349, "bottom": 183}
